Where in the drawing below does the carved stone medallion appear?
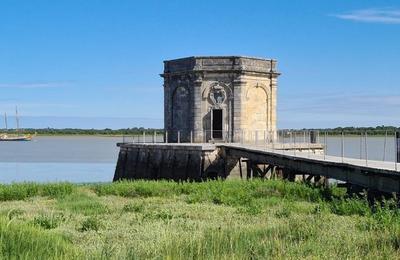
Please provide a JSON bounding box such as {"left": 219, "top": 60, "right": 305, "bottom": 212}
{"left": 209, "top": 84, "right": 226, "bottom": 107}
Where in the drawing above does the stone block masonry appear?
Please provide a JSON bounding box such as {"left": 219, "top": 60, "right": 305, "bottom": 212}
{"left": 113, "top": 143, "right": 234, "bottom": 181}
{"left": 161, "top": 56, "right": 280, "bottom": 143}
{"left": 113, "top": 142, "right": 324, "bottom": 182}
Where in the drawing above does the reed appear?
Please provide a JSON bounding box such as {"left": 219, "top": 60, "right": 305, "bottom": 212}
{"left": 0, "top": 182, "right": 75, "bottom": 201}
{"left": 0, "top": 180, "right": 400, "bottom": 259}
{"left": 0, "top": 217, "right": 77, "bottom": 259}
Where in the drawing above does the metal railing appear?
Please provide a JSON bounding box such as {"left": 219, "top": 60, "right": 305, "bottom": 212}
{"left": 121, "top": 129, "right": 400, "bottom": 171}
{"left": 121, "top": 130, "right": 279, "bottom": 144}
{"left": 277, "top": 130, "right": 399, "bottom": 171}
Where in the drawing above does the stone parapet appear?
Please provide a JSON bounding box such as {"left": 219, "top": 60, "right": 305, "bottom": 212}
{"left": 162, "top": 56, "right": 279, "bottom": 76}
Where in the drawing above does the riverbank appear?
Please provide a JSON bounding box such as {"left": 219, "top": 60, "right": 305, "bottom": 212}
{"left": 1, "top": 180, "right": 399, "bottom": 259}
{"left": 1, "top": 126, "right": 398, "bottom": 138}
{"left": 0, "top": 128, "right": 163, "bottom": 137}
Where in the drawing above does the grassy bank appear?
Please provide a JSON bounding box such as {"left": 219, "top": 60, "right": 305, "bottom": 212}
{"left": 0, "top": 180, "right": 399, "bottom": 259}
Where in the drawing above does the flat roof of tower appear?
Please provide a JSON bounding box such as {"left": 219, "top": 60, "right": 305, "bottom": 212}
{"left": 164, "top": 55, "right": 276, "bottom": 62}
{"left": 162, "top": 55, "right": 279, "bottom": 75}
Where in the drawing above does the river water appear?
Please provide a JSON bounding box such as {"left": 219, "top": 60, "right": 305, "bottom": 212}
{"left": 0, "top": 136, "right": 120, "bottom": 183}
{"left": 0, "top": 135, "right": 396, "bottom": 183}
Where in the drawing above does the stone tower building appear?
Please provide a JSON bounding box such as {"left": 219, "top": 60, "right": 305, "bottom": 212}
{"left": 161, "top": 56, "right": 280, "bottom": 143}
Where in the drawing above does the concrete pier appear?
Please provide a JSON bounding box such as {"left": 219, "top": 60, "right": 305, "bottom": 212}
{"left": 114, "top": 142, "right": 400, "bottom": 195}
{"left": 114, "top": 142, "right": 324, "bottom": 181}
{"left": 114, "top": 143, "right": 238, "bottom": 181}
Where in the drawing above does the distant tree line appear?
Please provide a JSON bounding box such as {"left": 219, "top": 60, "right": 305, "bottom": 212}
{"left": 1, "top": 125, "right": 398, "bottom": 136}
{"left": 297, "top": 126, "right": 400, "bottom": 135}
{"left": 0, "top": 127, "right": 164, "bottom": 136}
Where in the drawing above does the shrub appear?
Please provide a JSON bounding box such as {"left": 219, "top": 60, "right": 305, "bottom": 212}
{"left": 122, "top": 201, "right": 145, "bottom": 213}
{"left": 143, "top": 210, "right": 175, "bottom": 221}
{"left": 312, "top": 203, "right": 331, "bottom": 215}
{"left": 79, "top": 217, "right": 101, "bottom": 232}
{"left": 330, "top": 198, "right": 371, "bottom": 216}
{"left": 237, "top": 203, "right": 262, "bottom": 215}
{"left": 33, "top": 212, "right": 65, "bottom": 229}
{"left": 275, "top": 206, "right": 291, "bottom": 218}
{"left": 357, "top": 199, "right": 400, "bottom": 231}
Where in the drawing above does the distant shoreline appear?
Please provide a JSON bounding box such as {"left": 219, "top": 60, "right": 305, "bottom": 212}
{"left": 34, "top": 134, "right": 125, "bottom": 137}
{"left": 1, "top": 126, "right": 398, "bottom": 137}
{"left": 25, "top": 133, "right": 397, "bottom": 138}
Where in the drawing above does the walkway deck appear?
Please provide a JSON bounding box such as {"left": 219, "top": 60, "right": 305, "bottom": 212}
{"left": 220, "top": 143, "right": 400, "bottom": 194}
{"left": 116, "top": 140, "right": 400, "bottom": 194}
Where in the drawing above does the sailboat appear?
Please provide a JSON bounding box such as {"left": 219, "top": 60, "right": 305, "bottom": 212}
{"left": 0, "top": 107, "right": 33, "bottom": 141}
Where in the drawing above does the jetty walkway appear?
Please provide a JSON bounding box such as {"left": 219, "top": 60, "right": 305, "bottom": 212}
{"left": 220, "top": 143, "right": 400, "bottom": 194}
{"left": 115, "top": 140, "right": 400, "bottom": 195}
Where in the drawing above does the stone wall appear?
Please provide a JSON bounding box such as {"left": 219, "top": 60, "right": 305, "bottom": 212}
{"left": 161, "top": 56, "right": 280, "bottom": 143}
{"left": 113, "top": 143, "right": 236, "bottom": 181}
{"left": 113, "top": 143, "right": 324, "bottom": 182}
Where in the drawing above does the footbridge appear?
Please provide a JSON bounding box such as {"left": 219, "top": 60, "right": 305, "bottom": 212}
{"left": 220, "top": 144, "right": 400, "bottom": 194}
{"left": 114, "top": 141, "right": 400, "bottom": 195}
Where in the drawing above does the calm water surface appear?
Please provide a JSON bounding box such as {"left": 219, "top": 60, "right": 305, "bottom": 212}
{"left": 0, "top": 135, "right": 395, "bottom": 183}
{"left": 0, "top": 136, "right": 121, "bottom": 183}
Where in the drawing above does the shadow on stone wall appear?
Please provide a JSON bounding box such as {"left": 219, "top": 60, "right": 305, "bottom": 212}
{"left": 113, "top": 144, "right": 238, "bottom": 182}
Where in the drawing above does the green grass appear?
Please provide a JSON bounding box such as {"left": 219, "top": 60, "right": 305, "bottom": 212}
{"left": 33, "top": 212, "right": 65, "bottom": 229}
{"left": 56, "top": 192, "right": 109, "bottom": 216}
{"left": 79, "top": 216, "right": 102, "bottom": 232}
{"left": 0, "top": 217, "right": 77, "bottom": 259}
{"left": 0, "top": 182, "right": 74, "bottom": 201}
{"left": 0, "top": 180, "right": 399, "bottom": 259}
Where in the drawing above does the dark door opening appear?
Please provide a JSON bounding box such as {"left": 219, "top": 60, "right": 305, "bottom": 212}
{"left": 212, "top": 109, "right": 223, "bottom": 139}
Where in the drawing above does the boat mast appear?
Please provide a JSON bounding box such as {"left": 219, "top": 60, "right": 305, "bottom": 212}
{"left": 15, "top": 106, "right": 19, "bottom": 135}
{"left": 4, "top": 112, "right": 7, "bottom": 132}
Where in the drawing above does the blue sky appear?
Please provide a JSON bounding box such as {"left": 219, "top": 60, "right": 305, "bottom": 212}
{"left": 1, "top": 0, "right": 399, "bottom": 129}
